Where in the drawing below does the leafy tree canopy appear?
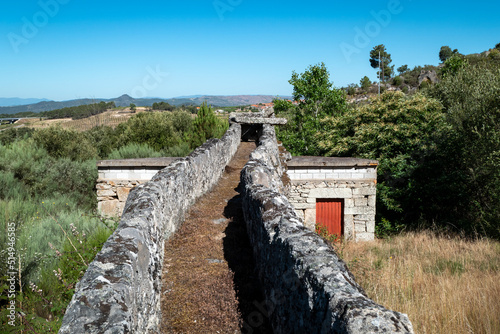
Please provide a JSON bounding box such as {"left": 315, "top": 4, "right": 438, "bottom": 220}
{"left": 275, "top": 63, "right": 347, "bottom": 155}
{"left": 439, "top": 46, "right": 454, "bottom": 62}
{"left": 397, "top": 64, "right": 409, "bottom": 74}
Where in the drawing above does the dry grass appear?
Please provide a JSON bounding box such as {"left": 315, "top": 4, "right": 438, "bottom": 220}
{"left": 59, "top": 112, "right": 131, "bottom": 131}
{"left": 339, "top": 231, "right": 500, "bottom": 334}
{"left": 16, "top": 108, "right": 144, "bottom": 131}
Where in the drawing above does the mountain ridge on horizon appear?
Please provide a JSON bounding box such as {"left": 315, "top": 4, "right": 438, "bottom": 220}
{"left": 0, "top": 94, "right": 290, "bottom": 114}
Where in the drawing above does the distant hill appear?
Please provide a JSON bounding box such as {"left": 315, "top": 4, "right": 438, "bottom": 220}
{"left": 0, "top": 98, "right": 50, "bottom": 107}
{"left": 0, "top": 94, "right": 288, "bottom": 114}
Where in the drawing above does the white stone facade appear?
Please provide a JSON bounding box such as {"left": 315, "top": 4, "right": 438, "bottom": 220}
{"left": 97, "top": 167, "right": 160, "bottom": 181}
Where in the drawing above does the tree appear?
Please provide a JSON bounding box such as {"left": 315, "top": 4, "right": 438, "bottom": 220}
{"left": 495, "top": 42, "right": 500, "bottom": 51}
{"left": 129, "top": 103, "right": 136, "bottom": 112}
{"left": 360, "top": 76, "right": 371, "bottom": 92}
{"left": 369, "top": 44, "right": 393, "bottom": 82}
{"left": 427, "top": 62, "right": 500, "bottom": 237}
{"left": 439, "top": 46, "right": 453, "bottom": 62}
{"left": 190, "top": 102, "right": 227, "bottom": 148}
{"left": 397, "top": 64, "right": 408, "bottom": 75}
{"left": 275, "top": 63, "right": 347, "bottom": 155}
{"left": 288, "top": 62, "right": 345, "bottom": 117}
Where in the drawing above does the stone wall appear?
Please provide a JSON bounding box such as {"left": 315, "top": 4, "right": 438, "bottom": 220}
{"left": 59, "top": 124, "right": 241, "bottom": 334}
{"left": 240, "top": 124, "right": 414, "bottom": 333}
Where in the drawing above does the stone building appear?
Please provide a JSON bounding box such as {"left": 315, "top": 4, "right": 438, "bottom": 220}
{"left": 286, "top": 156, "right": 378, "bottom": 242}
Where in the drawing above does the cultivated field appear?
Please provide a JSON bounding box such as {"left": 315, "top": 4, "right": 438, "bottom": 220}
{"left": 8, "top": 107, "right": 148, "bottom": 131}
{"left": 339, "top": 231, "right": 500, "bottom": 334}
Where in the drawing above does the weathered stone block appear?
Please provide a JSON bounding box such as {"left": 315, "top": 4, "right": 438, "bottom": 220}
{"left": 366, "top": 220, "right": 375, "bottom": 233}
{"left": 304, "top": 208, "right": 316, "bottom": 231}
{"left": 117, "top": 187, "right": 131, "bottom": 202}
{"left": 354, "top": 197, "right": 368, "bottom": 206}
{"left": 354, "top": 222, "right": 367, "bottom": 232}
{"left": 295, "top": 209, "right": 304, "bottom": 221}
{"left": 368, "top": 195, "right": 376, "bottom": 207}
{"left": 345, "top": 206, "right": 375, "bottom": 215}
{"left": 98, "top": 200, "right": 119, "bottom": 217}
{"left": 96, "top": 183, "right": 112, "bottom": 190}
{"left": 344, "top": 214, "right": 354, "bottom": 240}
{"left": 352, "top": 187, "right": 376, "bottom": 196}
{"left": 97, "top": 189, "right": 116, "bottom": 197}
{"left": 309, "top": 187, "right": 352, "bottom": 198}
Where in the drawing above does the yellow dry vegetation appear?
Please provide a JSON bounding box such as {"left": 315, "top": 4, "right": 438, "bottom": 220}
{"left": 14, "top": 108, "right": 147, "bottom": 131}
{"left": 340, "top": 231, "right": 500, "bottom": 334}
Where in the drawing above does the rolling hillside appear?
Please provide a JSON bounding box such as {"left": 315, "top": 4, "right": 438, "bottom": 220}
{"left": 0, "top": 94, "right": 289, "bottom": 114}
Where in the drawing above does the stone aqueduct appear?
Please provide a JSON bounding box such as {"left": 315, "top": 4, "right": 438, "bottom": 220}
{"left": 59, "top": 112, "right": 414, "bottom": 333}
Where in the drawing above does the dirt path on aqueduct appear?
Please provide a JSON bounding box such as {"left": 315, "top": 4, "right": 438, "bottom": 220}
{"left": 160, "top": 141, "right": 273, "bottom": 333}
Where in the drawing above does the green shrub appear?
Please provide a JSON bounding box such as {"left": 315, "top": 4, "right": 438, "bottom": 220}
{"left": 163, "top": 142, "right": 192, "bottom": 157}
{"left": 87, "top": 125, "right": 119, "bottom": 158}
{"left": 392, "top": 76, "right": 402, "bottom": 86}
{"left": 33, "top": 126, "right": 98, "bottom": 161}
{"left": 116, "top": 111, "right": 188, "bottom": 151}
{"left": 0, "top": 139, "right": 97, "bottom": 209}
{"left": 107, "top": 142, "right": 163, "bottom": 159}
{"left": 346, "top": 84, "right": 358, "bottom": 96}
{"left": 0, "top": 127, "right": 34, "bottom": 145}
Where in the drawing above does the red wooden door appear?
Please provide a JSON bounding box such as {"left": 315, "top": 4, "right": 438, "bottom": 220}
{"left": 316, "top": 199, "right": 343, "bottom": 237}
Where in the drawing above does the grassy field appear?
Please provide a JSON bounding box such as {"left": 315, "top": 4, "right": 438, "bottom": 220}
{"left": 337, "top": 231, "right": 500, "bottom": 334}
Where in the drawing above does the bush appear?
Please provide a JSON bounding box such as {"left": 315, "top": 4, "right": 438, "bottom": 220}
{"left": 0, "top": 139, "right": 97, "bottom": 209}
{"left": 87, "top": 125, "right": 119, "bottom": 158}
{"left": 107, "top": 142, "right": 163, "bottom": 159}
{"left": 116, "top": 111, "right": 192, "bottom": 151}
{"left": 0, "top": 127, "right": 34, "bottom": 145}
{"left": 346, "top": 84, "right": 358, "bottom": 96}
{"left": 163, "top": 142, "right": 192, "bottom": 157}
{"left": 392, "top": 76, "right": 402, "bottom": 86}
{"left": 33, "top": 126, "right": 98, "bottom": 161}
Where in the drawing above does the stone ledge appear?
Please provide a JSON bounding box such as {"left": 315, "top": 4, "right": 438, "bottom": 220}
{"left": 97, "top": 157, "right": 180, "bottom": 168}
{"left": 288, "top": 156, "right": 378, "bottom": 168}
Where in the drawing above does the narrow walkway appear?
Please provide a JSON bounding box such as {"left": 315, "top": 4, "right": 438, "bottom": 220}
{"left": 160, "top": 141, "right": 273, "bottom": 333}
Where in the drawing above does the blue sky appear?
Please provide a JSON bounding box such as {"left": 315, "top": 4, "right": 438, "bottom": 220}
{"left": 1, "top": 0, "right": 499, "bottom": 101}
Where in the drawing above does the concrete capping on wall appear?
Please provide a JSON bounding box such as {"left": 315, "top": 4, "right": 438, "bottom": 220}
{"left": 287, "top": 157, "right": 378, "bottom": 181}
{"left": 59, "top": 124, "right": 242, "bottom": 334}
{"left": 241, "top": 124, "right": 414, "bottom": 333}
{"left": 97, "top": 158, "right": 180, "bottom": 181}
